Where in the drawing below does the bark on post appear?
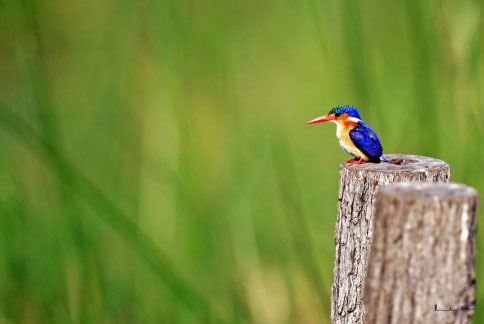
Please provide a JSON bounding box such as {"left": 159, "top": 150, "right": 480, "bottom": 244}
{"left": 332, "top": 154, "right": 450, "bottom": 324}
{"left": 364, "top": 183, "right": 478, "bottom": 324}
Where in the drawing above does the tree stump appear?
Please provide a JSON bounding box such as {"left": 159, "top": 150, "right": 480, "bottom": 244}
{"left": 332, "top": 154, "right": 450, "bottom": 324}
{"left": 364, "top": 183, "right": 478, "bottom": 324}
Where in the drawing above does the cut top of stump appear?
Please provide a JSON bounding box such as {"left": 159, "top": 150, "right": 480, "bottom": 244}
{"left": 378, "top": 182, "right": 478, "bottom": 200}
{"left": 339, "top": 153, "right": 450, "bottom": 176}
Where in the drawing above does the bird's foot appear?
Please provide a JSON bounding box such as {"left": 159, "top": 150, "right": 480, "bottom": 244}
{"left": 346, "top": 158, "right": 366, "bottom": 166}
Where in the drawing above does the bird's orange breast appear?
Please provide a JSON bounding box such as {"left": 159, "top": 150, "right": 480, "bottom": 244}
{"left": 336, "top": 118, "right": 369, "bottom": 160}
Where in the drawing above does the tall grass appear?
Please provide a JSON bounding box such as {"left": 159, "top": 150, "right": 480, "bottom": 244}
{"left": 0, "top": 0, "right": 483, "bottom": 323}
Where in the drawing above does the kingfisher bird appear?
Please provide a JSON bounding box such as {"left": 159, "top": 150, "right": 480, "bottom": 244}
{"left": 306, "top": 105, "right": 389, "bottom": 165}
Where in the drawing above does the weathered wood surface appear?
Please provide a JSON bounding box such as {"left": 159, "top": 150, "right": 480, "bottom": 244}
{"left": 332, "top": 154, "right": 450, "bottom": 324}
{"left": 364, "top": 183, "right": 478, "bottom": 324}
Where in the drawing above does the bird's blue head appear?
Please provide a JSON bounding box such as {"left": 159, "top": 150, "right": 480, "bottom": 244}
{"left": 305, "top": 105, "right": 361, "bottom": 124}
{"left": 329, "top": 105, "right": 361, "bottom": 119}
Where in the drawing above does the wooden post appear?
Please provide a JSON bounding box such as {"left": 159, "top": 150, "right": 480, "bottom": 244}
{"left": 332, "top": 154, "right": 449, "bottom": 324}
{"left": 364, "top": 183, "right": 478, "bottom": 324}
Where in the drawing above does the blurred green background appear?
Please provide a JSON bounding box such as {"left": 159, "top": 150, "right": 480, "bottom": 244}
{"left": 0, "top": 0, "right": 483, "bottom": 323}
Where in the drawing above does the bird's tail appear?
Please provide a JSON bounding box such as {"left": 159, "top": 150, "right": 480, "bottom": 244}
{"left": 381, "top": 155, "right": 390, "bottom": 163}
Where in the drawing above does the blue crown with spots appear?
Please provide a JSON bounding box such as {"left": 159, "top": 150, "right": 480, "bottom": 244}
{"left": 329, "top": 105, "right": 361, "bottom": 119}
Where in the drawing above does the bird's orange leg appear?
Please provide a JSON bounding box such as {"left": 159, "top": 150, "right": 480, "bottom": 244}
{"left": 346, "top": 157, "right": 366, "bottom": 166}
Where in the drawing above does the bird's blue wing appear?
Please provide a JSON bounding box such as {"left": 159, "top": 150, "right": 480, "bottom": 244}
{"left": 349, "top": 121, "right": 383, "bottom": 160}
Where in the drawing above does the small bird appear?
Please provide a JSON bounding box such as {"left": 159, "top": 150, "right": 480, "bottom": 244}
{"left": 306, "top": 105, "right": 389, "bottom": 165}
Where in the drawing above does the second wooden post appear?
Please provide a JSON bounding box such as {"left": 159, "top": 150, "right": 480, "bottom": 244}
{"left": 364, "top": 182, "right": 478, "bottom": 324}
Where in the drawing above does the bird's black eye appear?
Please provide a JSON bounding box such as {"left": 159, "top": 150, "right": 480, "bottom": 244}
{"left": 334, "top": 113, "right": 341, "bottom": 117}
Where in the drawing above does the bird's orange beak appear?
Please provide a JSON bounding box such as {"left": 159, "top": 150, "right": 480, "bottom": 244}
{"left": 305, "top": 114, "right": 335, "bottom": 124}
